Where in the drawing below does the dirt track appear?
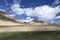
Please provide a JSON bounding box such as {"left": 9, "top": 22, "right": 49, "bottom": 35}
{"left": 0, "top": 25, "right": 60, "bottom": 32}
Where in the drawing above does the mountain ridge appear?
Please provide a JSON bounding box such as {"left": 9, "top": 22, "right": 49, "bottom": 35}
{"left": 0, "top": 11, "right": 23, "bottom": 26}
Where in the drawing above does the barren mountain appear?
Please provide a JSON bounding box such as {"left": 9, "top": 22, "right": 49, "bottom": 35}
{"left": 0, "top": 11, "right": 23, "bottom": 26}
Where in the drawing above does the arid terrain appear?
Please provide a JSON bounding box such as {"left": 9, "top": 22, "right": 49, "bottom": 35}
{"left": 0, "top": 11, "right": 60, "bottom": 32}
{"left": 0, "top": 10, "right": 60, "bottom": 40}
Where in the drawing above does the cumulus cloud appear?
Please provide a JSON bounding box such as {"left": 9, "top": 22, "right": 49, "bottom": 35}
{"left": 24, "top": 8, "right": 34, "bottom": 16}
{"left": 24, "top": 5, "right": 60, "bottom": 22}
{"left": 11, "top": 0, "right": 60, "bottom": 22}
{"left": 34, "top": 5, "right": 60, "bottom": 21}
{"left": 0, "top": 9, "right": 5, "bottom": 12}
{"left": 11, "top": 3, "right": 24, "bottom": 15}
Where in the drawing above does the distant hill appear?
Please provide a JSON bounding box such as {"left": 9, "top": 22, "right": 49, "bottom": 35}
{"left": 0, "top": 11, "right": 23, "bottom": 26}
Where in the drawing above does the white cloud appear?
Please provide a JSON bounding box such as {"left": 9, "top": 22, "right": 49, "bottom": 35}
{"left": 55, "top": 16, "right": 60, "bottom": 19}
{"left": 52, "top": 0, "right": 60, "bottom": 5}
{"left": 33, "top": 5, "right": 60, "bottom": 21}
{"left": 9, "top": 14, "right": 16, "bottom": 17}
{"left": 24, "top": 8, "right": 34, "bottom": 16}
{"left": 0, "top": 9, "right": 5, "bottom": 12}
{"left": 11, "top": 3, "right": 24, "bottom": 15}
{"left": 24, "top": 5, "right": 60, "bottom": 22}
{"left": 11, "top": 1, "right": 60, "bottom": 22}
{"left": 20, "top": 17, "right": 33, "bottom": 22}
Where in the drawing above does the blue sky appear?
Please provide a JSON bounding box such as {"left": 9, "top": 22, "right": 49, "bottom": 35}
{"left": 0, "top": 0, "right": 60, "bottom": 24}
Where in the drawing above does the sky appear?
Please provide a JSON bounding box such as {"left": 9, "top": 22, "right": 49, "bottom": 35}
{"left": 0, "top": 0, "right": 60, "bottom": 24}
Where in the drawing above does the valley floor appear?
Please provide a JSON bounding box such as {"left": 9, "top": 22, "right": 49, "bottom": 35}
{"left": 0, "top": 25, "right": 60, "bottom": 32}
